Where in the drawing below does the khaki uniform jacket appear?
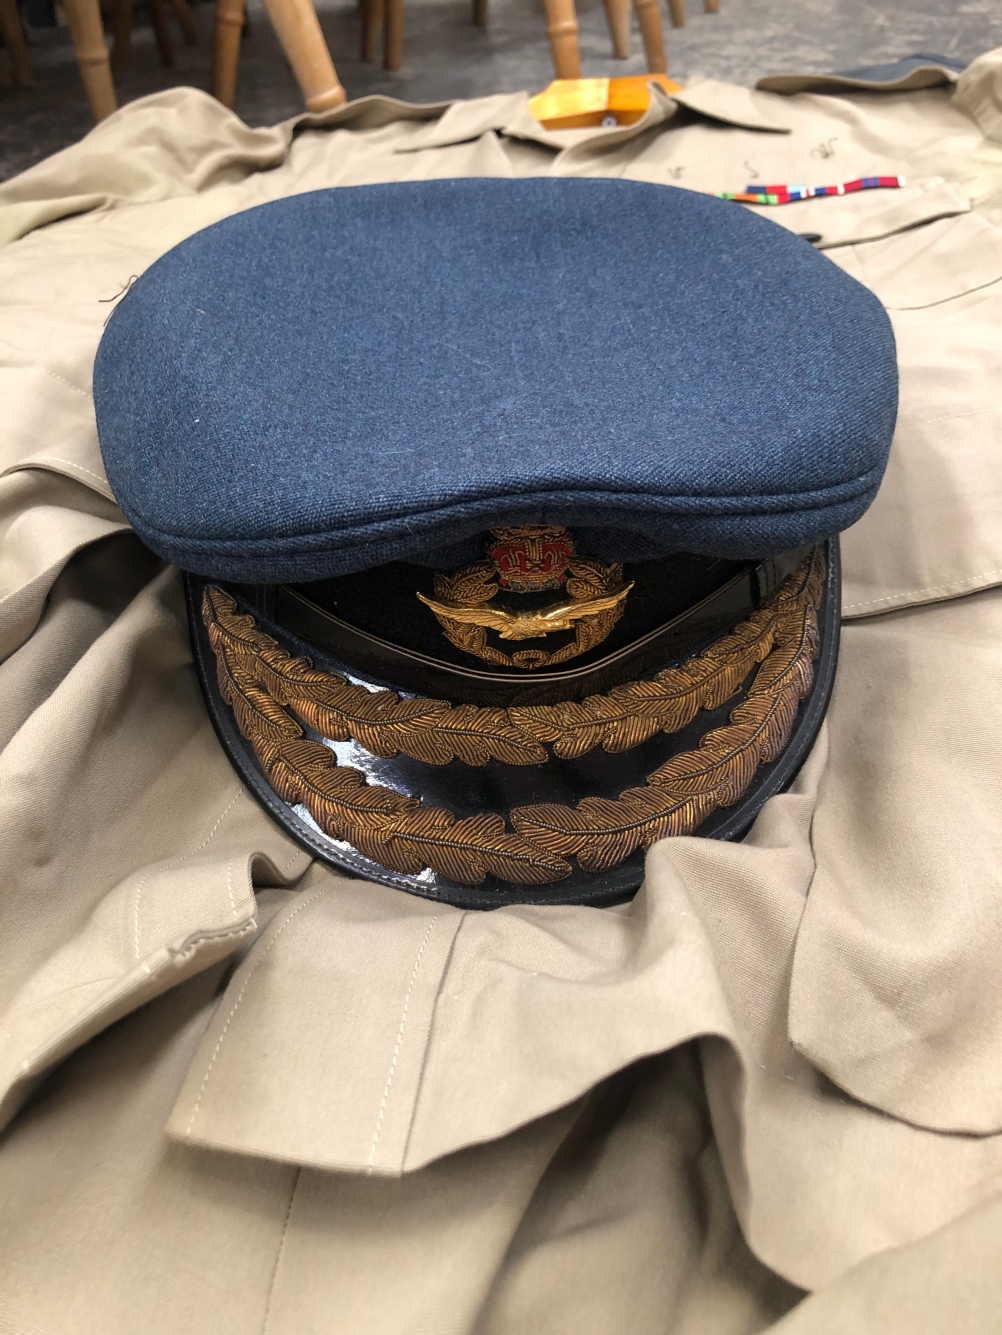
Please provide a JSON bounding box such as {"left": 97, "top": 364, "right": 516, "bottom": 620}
{"left": 2, "top": 51, "right": 1002, "bottom": 1333}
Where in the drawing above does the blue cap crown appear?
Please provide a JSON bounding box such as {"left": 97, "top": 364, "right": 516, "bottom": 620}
{"left": 94, "top": 177, "right": 897, "bottom": 582}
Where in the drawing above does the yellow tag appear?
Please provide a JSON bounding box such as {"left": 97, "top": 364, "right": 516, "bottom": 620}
{"left": 529, "top": 74, "right": 682, "bottom": 129}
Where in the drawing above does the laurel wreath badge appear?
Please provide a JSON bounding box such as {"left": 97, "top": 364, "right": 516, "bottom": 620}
{"left": 202, "top": 547, "right": 824, "bottom": 885}
{"left": 413, "top": 525, "right": 634, "bottom": 670}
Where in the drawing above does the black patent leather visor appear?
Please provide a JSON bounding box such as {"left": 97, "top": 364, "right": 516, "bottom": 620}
{"left": 185, "top": 541, "right": 839, "bottom": 909}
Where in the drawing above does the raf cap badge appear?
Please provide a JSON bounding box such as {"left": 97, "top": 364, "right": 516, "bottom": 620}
{"left": 417, "top": 525, "right": 634, "bottom": 669}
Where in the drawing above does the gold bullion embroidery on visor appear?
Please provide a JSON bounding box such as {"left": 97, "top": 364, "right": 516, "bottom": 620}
{"left": 416, "top": 525, "right": 634, "bottom": 669}
{"left": 202, "top": 547, "right": 824, "bottom": 886}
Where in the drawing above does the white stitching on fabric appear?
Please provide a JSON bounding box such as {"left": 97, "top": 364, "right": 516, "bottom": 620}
{"left": 366, "top": 916, "right": 439, "bottom": 1173}
{"left": 43, "top": 371, "right": 90, "bottom": 398}
{"left": 885, "top": 270, "right": 1002, "bottom": 311}
{"left": 26, "top": 456, "right": 111, "bottom": 488}
{"left": 844, "top": 567, "right": 1002, "bottom": 613}
{"left": 225, "top": 859, "right": 237, "bottom": 919}
{"left": 0, "top": 367, "right": 91, "bottom": 397}
{"left": 7, "top": 922, "right": 257, "bottom": 1077}
{"left": 897, "top": 406, "right": 994, "bottom": 426}
{"left": 279, "top": 844, "right": 310, "bottom": 876}
{"left": 132, "top": 788, "right": 244, "bottom": 961}
{"left": 168, "top": 919, "right": 257, "bottom": 964}
{"left": 182, "top": 888, "right": 327, "bottom": 1138}
{"left": 261, "top": 1166, "right": 301, "bottom": 1335}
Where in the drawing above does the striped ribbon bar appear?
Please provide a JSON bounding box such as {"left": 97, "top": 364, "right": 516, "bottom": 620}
{"left": 716, "top": 175, "right": 905, "bottom": 206}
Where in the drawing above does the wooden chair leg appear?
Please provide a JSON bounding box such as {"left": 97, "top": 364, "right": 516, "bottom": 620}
{"left": 359, "top": 0, "right": 382, "bottom": 61}
{"left": 632, "top": 0, "right": 665, "bottom": 72}
{"left": 259, "top": 0, "right": 346, "bottom": 111}
{"left": 382, "top": 0, "right": 401, "bottom": 69}
{"left": 110, "top": 0, "right": 134, "bottom": 69}
{"left": 471, "top": 0, "right": 486, "bottom": 25}
{"left": 62, "top": 0, "right": 117, "bottom": 120}
{"left": 212, "top": 0, "right": 243, "bottom": 104}
{"left": 704, "top": 0, "right": 718, "bottom": 9}
{"left": 168, "top": 0, "right": 198, "bottom": 45}
{"left": 602, "top": 0, "right": 630, "bottom": 58}
{"left": 0, "top": 0, "right": 34, "bottom": 85}
{"left": 542, "top": 0, "right": 580, "bottom": 80}
{"left": 149, "top": 0, "right": 176, "bottom": 65}
{"left": 666, "top": 0, "right": 684, "bottom": 26}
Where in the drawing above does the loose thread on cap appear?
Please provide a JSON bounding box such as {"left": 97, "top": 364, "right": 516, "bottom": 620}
{"left": 100, "top": 275, "right": 139, "bottom": 326}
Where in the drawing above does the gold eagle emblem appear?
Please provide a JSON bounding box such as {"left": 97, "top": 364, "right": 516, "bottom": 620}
{"left": 418, "top": 525, "right": 633, "bottom": 669}
{"left": 416, "top": 585, "right": 633, "bottom": 641}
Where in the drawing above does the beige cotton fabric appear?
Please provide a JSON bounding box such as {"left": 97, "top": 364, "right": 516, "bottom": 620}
{"left": 2, "top": 51, "right": 1002, "bottom": 1334}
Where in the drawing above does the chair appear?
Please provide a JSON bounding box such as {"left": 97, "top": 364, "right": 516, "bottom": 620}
{"left": 59, "top": 0, "right": 342, "bottom": 122}
{"left": 55, "top": 0, "right": 197, "bottom": 123}
{"left": 667, "top": 0, "right": 719, "bottom": 26}
{"left": 0, "top": 0, "right": 34, "bottom": 87}
{"left": 212, "top": 0, "right": 345, "bottom": 113}
{"left": 2, "top": 0, "right": 195, "bottom": 122}
{"left": 64, "top": 0, "right": 117, "bottom": 119}
{"left": 112, "top": 0, "right": 198, "bottom": 73}
{"left": 363, "top": 0, "right": 665, "bottom": 77}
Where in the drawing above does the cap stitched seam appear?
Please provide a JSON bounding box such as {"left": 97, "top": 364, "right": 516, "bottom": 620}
{"left": 116, "top": 468, "right": 888, "bottom": 552}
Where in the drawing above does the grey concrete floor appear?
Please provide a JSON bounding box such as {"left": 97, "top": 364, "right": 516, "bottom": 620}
{"left": 3, "top": 0, "right": 1002, "bottom": 182}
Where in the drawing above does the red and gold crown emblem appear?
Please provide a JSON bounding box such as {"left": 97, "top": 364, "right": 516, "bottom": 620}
{"left": 487, "top": 525, "right": 574, "bottom": 592}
